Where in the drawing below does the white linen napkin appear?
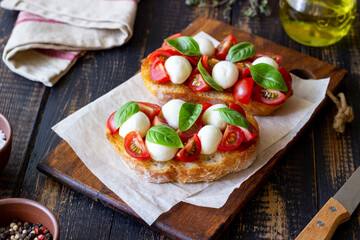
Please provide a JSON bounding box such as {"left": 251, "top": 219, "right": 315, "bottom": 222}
{"left": 1, "top": 0, "right": 138, "bottom": 86}
{"left": 51, "top": 31, "right": 330, "bottom": 225}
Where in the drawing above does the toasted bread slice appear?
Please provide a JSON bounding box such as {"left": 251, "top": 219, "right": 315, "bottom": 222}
{"left": 141, "top": 56, "right": 292, "bottom": 116}
{"left": 106, "top": 113, "right": 259, "bottom": 183}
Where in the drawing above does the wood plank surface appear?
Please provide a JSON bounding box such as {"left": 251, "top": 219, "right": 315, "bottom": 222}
{"left": 36, "top": 16, "right": 347, "bottom": 240}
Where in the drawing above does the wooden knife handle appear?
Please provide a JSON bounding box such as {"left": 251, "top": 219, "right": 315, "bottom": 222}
{"left": 296, "top": 197, "right": 351, "bottom": 240}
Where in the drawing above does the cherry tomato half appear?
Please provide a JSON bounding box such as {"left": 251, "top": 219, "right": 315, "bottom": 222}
{"left": 215, "top": 34, "right": 237, "bottom": 60}
{"left": 217, "top": 125, "right": 244, "bottom": 151}
{"left": 278, "top": 66, "right": 292, "bottom": 92}
{"left": 199, "top": 102, "right": 212, "bottom": 113}
{"left": 124, "top": 131, "right": 150, "bottom": 160}
{"left": 161, "top": 33, "right": 183, "bottom": 50}
{"left": 183, "top": 55, "right": 200, "bottom": 66}
{"left": 238, "top": 123, "right": 258, "bottom": 143}
{"left": 252, "top": 52, "right": 282, "bottom": 64}
{"left": 149, "top": 48, "right": 179, "bottom": 63}
{"left": 150, "top": 58, "right": 170, "bottom": 83}
{"left": 233, "top": 77, "right": 255, "bottom": 105}
{"left": 152, "top": 115, "right": 169, "bottom": 126}
{"left": 188, "top": 68, "right": 211, "bottom": 92}
{"left": 177, "top": 118, "right": 203, "bottom": 142}
{"left": 201, "top": 56, "right": 211, "bottom": 73}
{"left": 106, "top": 111, "right": 119, "bottom": 134}
{"left": 236, "top": 61, "right": 252, "bottom": 79}
{"left": 253, "top": 84, "right": 286, "bottom": 105}
{"left": 208, "top": 57, "right": 220, "bottom": 69}
{"left": 176, "top": 134, "right": 201, "bottom": 162}
{"left": 137, "top": 102, "right": 161, "bottom": 121}
{"left": 229, "top": 102, "right": 246, "bottom": 118}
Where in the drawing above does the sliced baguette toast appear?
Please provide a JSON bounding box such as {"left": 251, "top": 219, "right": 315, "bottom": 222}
{"left": 106, "top": 113, "right": 259, "bottom": 183}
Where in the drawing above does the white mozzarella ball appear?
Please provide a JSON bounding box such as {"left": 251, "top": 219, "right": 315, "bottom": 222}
{"left": 196, "top": 37, "right": 215, "bottom": 56}
{"left": 164, "top": 56, "right": 192, "bottom": 84}
{"left": 145, "top": 140, "right": 178, "bottom": 161}
{"left": 119, "top": 112, "right": 150, "bottom": 138}
{"left": 161, "top": 99, "right": 185, "bottom": 129}
{"left": 212, "top": 61, "right": 239, "bottom": 89}
{"left": 197, "top": 125, "right": 222, "bottom": 154}
{"left": 202, "top": 104, "right": 228, "bottom": 131}
{"left": 252, "top": 56, "right": 279, "bottom": 69}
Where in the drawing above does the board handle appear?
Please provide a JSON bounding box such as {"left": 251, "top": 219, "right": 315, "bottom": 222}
{"left": 296, "top": 197, "right": 350, "bottom": 240}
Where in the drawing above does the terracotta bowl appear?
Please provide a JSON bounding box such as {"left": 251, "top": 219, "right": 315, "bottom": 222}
{"left": 0, "top": 198, "right": 59, "bottom": 240}
{"left": 0, "top": 112, "right": 12, "bottom": 175}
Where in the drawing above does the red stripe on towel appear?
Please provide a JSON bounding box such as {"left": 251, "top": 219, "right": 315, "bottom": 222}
{"left": 35, "top": 49, "right": 83, "bottom": 61}
{"left": 16, "top": 11, "right": 63, "bottom": 26}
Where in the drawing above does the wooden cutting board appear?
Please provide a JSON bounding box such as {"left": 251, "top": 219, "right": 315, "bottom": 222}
{"left": 37, "top": 15, "right": 347, "bottom": 240}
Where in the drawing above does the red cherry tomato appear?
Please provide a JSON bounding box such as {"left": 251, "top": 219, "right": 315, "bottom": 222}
{"left": 148, "top": 48, "right": 179, "bottom": 63}
{"left": 229, "top": 102, "right": 246, "bottom": 118}
{"left": 201, "top": 56, "right": 211, "bottom": 73}
{"left": 214, "top": 34, "right": 237, "bottom": 60}
{"left": 176, "top": 134, "right": 201, "bottom": 162}
{"left": 124, "top": 131, "right": 150, "bottom": 160}
{"left": 233, "top": 77, "right": 255, "bottom": 105}
{"left": 217, "top": 125, "right": 244, "bottom": 151}
{"left": 106, "top": 111, "right": 119, "bottom": 134}
{"left": 207, "top": 57, "right": 220, "bottom": 69}
{"left": 236, "top": 61, "right": 252, "bottom": 79}
{"left": 161, "top": 33, "right": 183, "bottom": 50}
{"left": 252, "top": 52, "right": 282, "bottom": 64}
{"left": 137, "top": 102, "right": 161, "bottom": 121}
{"left": 253, "top": 84, "right": 286, "bottom": 105}
{"left": 150, "top": 58, "right": 170, "bottom": 83}
{"left": 177, "top": 118, "right": 203, "bottom": 142}
{"left": 183, "top": 55, "right": 200, "bottom": 66}
{"left": 238, "top": 123, "right": 258, "bottom": 143}
{"left": 152, "top": 115, "right": 169, "bottom": 126}
{"left": 188, "top": 68, "right": 211, "bottom": 92}
{"left": 278, "top": 66, "right": 292, "bottom": 92}
{"left": 199, "top": 102, "right": 212, "bottom": 113}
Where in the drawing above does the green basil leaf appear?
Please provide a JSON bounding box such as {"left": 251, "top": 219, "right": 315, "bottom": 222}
{"left": 146, "top": 125, "right": 184, "bottom": 148}
{"left": 248, "top": 63, "right": 288, "bottom": 91}
{"left": 114, "top": 101, "right": 139, "bottom": 129}
{"left": 164, "top": 36, "right": 201, "bottom": 56}
{"left": 178, "top": 103, "right": 203, "bottom": 132}
{"left": 227, "top": 42, "right": 256, "bottom": 63}
{"left": 197, "top": 60, "right": 223, "bottom": 92}
{"left": 214, "top": 108, "right": 251, "bottom": 131}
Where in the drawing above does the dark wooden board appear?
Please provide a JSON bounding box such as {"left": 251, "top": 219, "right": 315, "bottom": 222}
{"left": 37, "top": 16, "right": 347, "bottom": 240}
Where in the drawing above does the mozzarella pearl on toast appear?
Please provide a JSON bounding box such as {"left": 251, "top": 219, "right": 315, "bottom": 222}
{"left": 195, "top": 37, "right": 215, "bottom": 56}
{"left": 252, "top": 56, "right": 279, "bottom": 69}
{"left": 145, "top": 140, "right": 178, "bottom": 161}
{"left": 162, "top": 99, "right": 185, "bottom": 129}
{"left": 164, "top": 56, "right": 192, "bottom": 84}
{"left": 202, "top": 104, "right": 228, "bottom": 131}
{"left": 211, "top": 61, "right": 239, "bottom": 89}
{"left": 197, "top": 125, "right": 222, "bottom": 154}
{"left": 119, "top": 111, "right": 150, "bottom": 138}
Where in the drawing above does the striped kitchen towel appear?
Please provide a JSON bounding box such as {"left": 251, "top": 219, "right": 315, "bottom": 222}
{"left": 1, "top": 0, "right": 138, "bottom": 86}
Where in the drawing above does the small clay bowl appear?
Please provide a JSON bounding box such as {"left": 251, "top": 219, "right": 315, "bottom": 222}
{"left": 0, "top": 112, "right": 12, "bottom": 175}
{"left": 0, "top": 198, "right": 59, "bottom": 240}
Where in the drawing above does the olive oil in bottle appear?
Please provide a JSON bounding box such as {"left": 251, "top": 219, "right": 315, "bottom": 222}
{"left": 279, "top": 0, "right": 356, "bottom": 47}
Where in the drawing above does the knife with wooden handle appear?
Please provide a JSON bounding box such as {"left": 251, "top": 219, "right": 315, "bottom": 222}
{"left": 296, "top": 167, "right": 360, "bottom": 240}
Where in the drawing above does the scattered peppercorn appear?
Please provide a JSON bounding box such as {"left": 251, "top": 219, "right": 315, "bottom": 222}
{"left": 0, "top": 219, "right": 53, "bottom": 240}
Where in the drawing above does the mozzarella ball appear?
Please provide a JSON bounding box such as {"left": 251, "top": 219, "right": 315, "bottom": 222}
{"left": 196, "top": 37, "right": 215, "bottom": 56}
{"left": 202, "top": 104, "right": 228, "bottom": 131}
{"left": 197, "top": 125, "right": 222, "bottom": 154}
{"left": 145, "top": 140, "right": 178, "bottom": 161}
{"left": 252, "top": 56, "right": 279, "bottom": 69}
{"left": 119, "top": 111, "right": 150, "bottom": 138}
{"left": 165, "top": 56, "right": 192, "bottom": 84}
{"left": 212, "top": 61, "right": 239, "bottom": 89}
{"left": 161, "top": 99, "right": 185, "bottom": 129}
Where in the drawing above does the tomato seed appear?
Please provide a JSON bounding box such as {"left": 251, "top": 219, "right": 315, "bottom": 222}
{"left": 261, "top": 89, "right": 278, "bottom": 100}
{"left": 130, "top": 140, "right": 142, "bottom": 154}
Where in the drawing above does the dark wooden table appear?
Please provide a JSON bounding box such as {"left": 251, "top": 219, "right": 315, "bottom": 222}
{"left": 1, "top": 1, "right": 359, "bottom": 239}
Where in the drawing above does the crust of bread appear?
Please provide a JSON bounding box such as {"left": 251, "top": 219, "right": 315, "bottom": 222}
{"left": 106, "top": 113, "right": 259, "bottom": 183}
{"left": 141, "top": 56, "right": 293, "bottom": 116}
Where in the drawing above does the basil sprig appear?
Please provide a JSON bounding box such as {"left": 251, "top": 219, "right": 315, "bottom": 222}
{"left": 146, "top": 125, "right": 184, "bottom": 148}
{"left": 178, "top": 103, "right": 203, "bottom": 132}
{"left": 248, "top": 63, "right": 288, "bottom": 91}
{"left": 214, "top": 108, "right": 252, "bottom": 131}
{"left": 227, "top": 42, "right": 256, "bottom": 63}
{"left": 164, "top": 36, "right": 201, "bottom": 56}
{"left": 114, "top": 101, "right": 139, "bottom": 128}
{"left": 197, "top": 60, "right": 223, "bottom": 92}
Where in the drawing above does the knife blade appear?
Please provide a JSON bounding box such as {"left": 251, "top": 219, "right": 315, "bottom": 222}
{"left": 296, "top": 166, "right": 360, "bottom": 240}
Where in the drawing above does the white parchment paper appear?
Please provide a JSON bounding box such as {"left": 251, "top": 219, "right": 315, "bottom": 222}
{"left": 52, "top": 32, "right": 330, "bottom": 225}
